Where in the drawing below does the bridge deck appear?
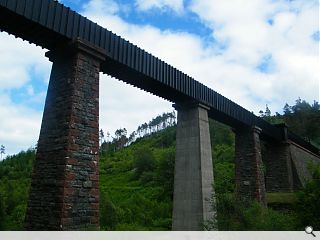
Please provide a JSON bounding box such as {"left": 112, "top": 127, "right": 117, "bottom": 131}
{"left": 0, "top": 0, "right": 319, "bottom": 155}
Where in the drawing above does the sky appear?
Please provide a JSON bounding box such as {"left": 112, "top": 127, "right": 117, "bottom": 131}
{"left": 0, "top": 0, "right": 319, "bottom": 156}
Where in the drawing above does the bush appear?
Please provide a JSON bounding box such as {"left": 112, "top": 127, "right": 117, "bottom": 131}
{"left": 215, "top": 194, "right": 297, "bottom": 230}
{"left": 295, "top": 162, "right": 320, "bottom": 229}
{"left": 133, "top": 148, "right": 156, "bottom": 180}
{"left": 0, "top": 193, "right": 5, "bottom": 230}
{"left": 100, "top": 192, "right": 118, "bottom": 230}
{"left": 155, "top": 148, "right": 175, "bottom": 199}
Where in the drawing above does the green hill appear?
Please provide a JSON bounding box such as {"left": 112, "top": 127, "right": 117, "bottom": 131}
{"left": 0, "top": 99, "right": 319, "bottom": 230}
{"left": 0, "top": 121, "right": 236, "bottom": 230}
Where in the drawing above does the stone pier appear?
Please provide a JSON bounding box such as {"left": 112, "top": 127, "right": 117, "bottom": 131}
{"left": 265, "top": 142, "right": 294, "bottom": 192}
{"left": 234, "top": 126, "right": 267, "bottom": 206}
{"left": 172, "top": 102, "right": 216, "bottom": 230}
{"left": 25, "top": 40, "right": 105, "bottom": 230}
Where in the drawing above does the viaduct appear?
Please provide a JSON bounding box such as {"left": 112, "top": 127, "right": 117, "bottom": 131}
{"left": 0, "top": 0, "right": 319, "bottom": 230}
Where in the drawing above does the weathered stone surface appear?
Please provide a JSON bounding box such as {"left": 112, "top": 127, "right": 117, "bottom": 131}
{"left": 289, "top": 142, "right": 320, "bottom": 188}
{"left": 234, "top": 126, "right": 267, "bottom": 207}
{"left": 172, "top": 102, "right": 216, "bottom": 231}
{"left": 264, "top": 123, "right": 320, "bottom": 192}
{"left": 25, "top": 40, "right": 105, "bottom": 230}
{"left": 265, "top": 142, "right": 294, "bottom": 192}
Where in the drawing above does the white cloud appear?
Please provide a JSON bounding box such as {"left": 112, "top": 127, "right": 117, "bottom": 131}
{"left": 0, "top": 34, "right": 50, "bottom": 89}
{"left": 135, "top": 0, "right": 184, "bottom": 13}
{"left": 0, "top": 33, "right": 51, "bottom": 155}
{"left": 0, "top": 0, "right": 318, "bottom": 155}
{"left": 82, "top": 0, "right": 119, "bottom": 16}
{"left": 99, "top": 74, "right": 173, "bottom": 137}
{"left": 188, "top": 0, "right": 319, "bottom": 109}
{"left": 0, "top": 93, "right": 42, "bottom": 155}
{"left": 84, "top": 0, "right": 319, "bottom": 116}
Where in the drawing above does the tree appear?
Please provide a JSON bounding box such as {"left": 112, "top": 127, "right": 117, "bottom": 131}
{"left": 155, "top": 148, "right": 175, "bottom": 198}
{"left": 311, "top": 101, "right": 320, "bottom": 111}
{"left": 106, "top": 131, "right": 111, "bottom": 142}
{"left": 265, "top": 104, "right": 271, "bottom": 117}
{"left": 114, "top": 128, "right": 128, "bottom": 150}
{"left": 128, "top": 132, "right": 136, "bottom": 145}
{"left": 99, "top": 129, "right": 105, "bottom": 147}
{"left": 0, "top": 145, "right": 5, "bottom": 160}
{"left": 259, "top": 110, "right": 264, "bottom": 117}
{"left": 133, "top": 148, "right": 156, "bottom": 180}
{"left": 0, "top": 193, "right": 5, "bottom": 230}
{"left": 283, "top": 103, "right": 291, "bottom": 115}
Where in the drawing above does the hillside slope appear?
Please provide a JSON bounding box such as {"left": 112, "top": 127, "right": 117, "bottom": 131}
{"left": 1, "top": 99, "right": 319, "bottom": 230}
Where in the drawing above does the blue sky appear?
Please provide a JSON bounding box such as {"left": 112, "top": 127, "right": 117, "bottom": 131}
{"left": 0, "top": 0, "right": 319, "bottom": 156}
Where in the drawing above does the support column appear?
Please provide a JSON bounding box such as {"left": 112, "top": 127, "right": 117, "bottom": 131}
{"left": 25, "top": 40, "right": 105, "bottom": 230}
{"left": 234, "top": 126, "right": 266, "bottom": 207}
{"left": 265, "top": 124, "right": 294, "bottom": 192}
{"left": 265, "top": 143, "right": 293, "bottom": 192}
{"left": 172, "top": 102, "right": 216, "bottom": 231}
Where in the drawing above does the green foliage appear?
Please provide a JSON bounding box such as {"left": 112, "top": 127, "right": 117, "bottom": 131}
{"left": 214, "top": 162, "right": 235, "bottom": 194}
{"left": 216, "top": 194, "right": 298, "bottom": 230}
{"left": 266, "top": 192, "right": 297, "bottom": 204}
{"left": 100, "top": 192, "right": 118, "bottom": 230}
{"left": 154, "top": 147, "right": 175, "bottom": 199}
{"left": 98, "top": 127, "right": 176, "bottom": 230}
{"left": 0, "top": 100, "right": 319, "bottom": 231}
{"left": 133, "top": 148, "right": 156, "bottom": 181}
{"left": 0, "top": 193, "right": 5, "bottom": 229}
{"left": 212, "top": 144, "right": 235, "bottom": 194}
{"left": 264, "top": 98, "right": 320, "bottom": 146}
{"left": 213, "top": 144, "right": 234, "bottom": 163}
{"left": 295, "top": 163, "right": 320, "bottom": 229}
{"left": 209, "top": 120, "right": 234, "bottom": 146}
{"left": 0, "top": 148, "right": 34, "bottom": 230}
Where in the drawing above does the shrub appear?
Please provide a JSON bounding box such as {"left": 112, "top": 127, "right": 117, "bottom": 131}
{"left": 215, "top": 194, "right": 297, "bottom": 230}
{"left": 133, "top": 148, "right": 156, "bottom": 180}
{"left": 295, "top": 162, "right": 320, "bottom": 229}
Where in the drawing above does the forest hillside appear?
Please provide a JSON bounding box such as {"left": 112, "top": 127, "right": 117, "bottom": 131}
{"left": 0, "top": 99, "right": 319, "bottom": 230}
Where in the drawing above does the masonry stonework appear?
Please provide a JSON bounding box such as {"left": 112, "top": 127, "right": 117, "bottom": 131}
{"left": 172, "top": 103, "right": 216, "bottom": 230}
{"left": 234, "top": 126, "right": 267, "bottom": 207}
{"left": 25, "top": 40, "right": 105, "bottom": 230}
{"left": 289, "top": 142, "right": 320, "bottom": 188}
{"left": 265, "top": 142, "right": 294, "bottom": 192}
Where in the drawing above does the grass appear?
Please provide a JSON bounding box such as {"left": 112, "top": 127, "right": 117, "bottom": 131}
{"left": 266, "top": 192, "right": 297, "bottom": 204}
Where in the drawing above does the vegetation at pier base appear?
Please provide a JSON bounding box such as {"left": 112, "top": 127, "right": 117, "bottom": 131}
{"left": 0, "top": 99, "right": 319, "bottom": 230}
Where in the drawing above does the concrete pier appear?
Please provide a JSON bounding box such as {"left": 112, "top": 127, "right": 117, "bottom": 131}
{"left": 172, "top": 102, "right": 216, "bottom": 230}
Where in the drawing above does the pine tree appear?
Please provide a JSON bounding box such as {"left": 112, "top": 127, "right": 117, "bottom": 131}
{"left": 259, "top": 110, "right": 264, "bottom": 117}
{"left": 265, "top": 104, "right": 271, "bottom": 117}
{"left": 0, "top": 145, "right": 5, "bottom": 160}
{"left": 99, "top": 129, "right": 105, "bottom": 146}
{"left": 283, "top": 103, "right": 291, "bottom": 115}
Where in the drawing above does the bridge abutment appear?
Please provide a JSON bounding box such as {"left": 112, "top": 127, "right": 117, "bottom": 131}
{"left": 234, "top": 126, "right": 267, "bottom": 207}
{"left": 172, "top": 102, "right": 216, "bottom": 230}
{"left": 25, "top": 40, "right": 105, "bottom": 230}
